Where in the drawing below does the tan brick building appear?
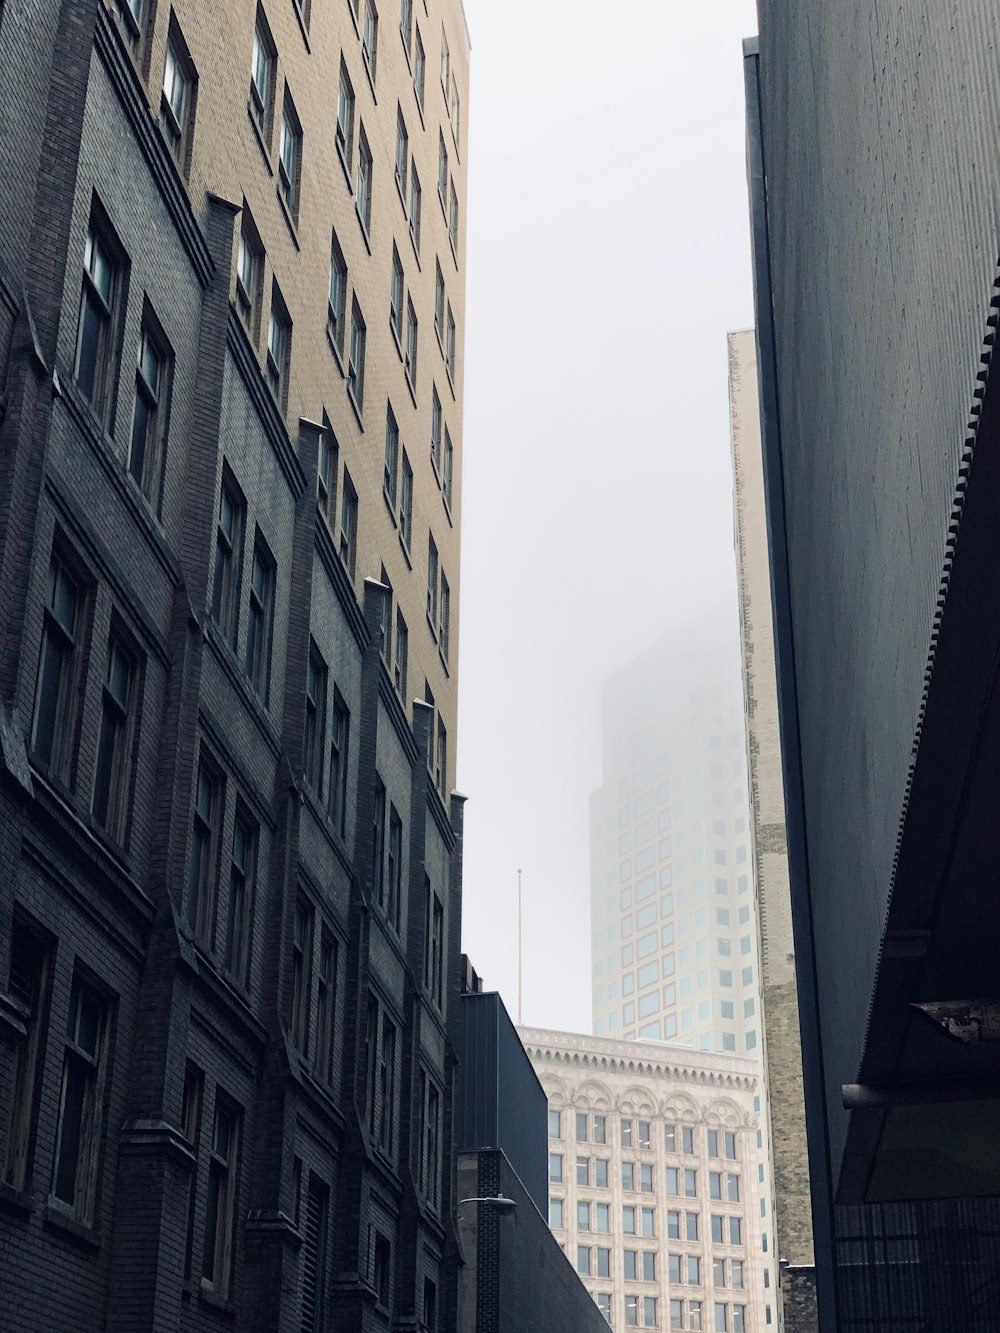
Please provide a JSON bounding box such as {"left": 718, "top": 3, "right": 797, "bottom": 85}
{"left": 728, "top": 330, "right": 816, "bottom": 1330}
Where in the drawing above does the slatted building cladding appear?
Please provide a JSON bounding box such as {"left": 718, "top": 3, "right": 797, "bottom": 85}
{"left": 0, "top": 0, "right": 471, "bottom": 1327}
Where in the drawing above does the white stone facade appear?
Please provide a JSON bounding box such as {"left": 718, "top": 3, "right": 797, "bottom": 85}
{"left": 521, "top": 1028, "right": 772, "bottom": 1333}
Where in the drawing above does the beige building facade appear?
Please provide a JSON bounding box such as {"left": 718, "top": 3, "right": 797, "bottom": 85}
{"left": 522, "top": 1028, "right": 774, "bottom": 1332}
{"left": 728, "top": 330, "right": 816, "bottom": 1330}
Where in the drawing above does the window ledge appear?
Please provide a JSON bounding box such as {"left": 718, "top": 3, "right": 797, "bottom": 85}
{"left": 405, "top": 373, "right": 417, "bottom": 409}
{"left": 429, "top": 454, "right": 441, "bottom": 488}
{"left": 398, "top": 531, "right": 412, "bottom": 569}
{"left": 336, "top": 138, "right": 354, "bottom": 193}
{"left": 446, "top": 366, "right": 456, "bottom": 400}
{"left": 438, "top": 645, "right": 450, "bottom": 677}
{"left": 347, "top": 386, "right": 365, "bottom": 431}
{"left": 276, "top": 189, "right": 301, "bottom": 251}
{"left": 382, "top": 486, "right": 398, "bottom": 528}
{"left": 425, "top": 610, "right": 437, "bottom": 642}
{"left": 198, "top": 1281, "right": 237, "bottom": 1318}
{"left": 44, "top": 1201, "right": 100, "bottom": 1250}
{"left": 390, "top": 321, "right": 403, "bottom": 362}
{"left": 362, "top": 55, "right": 377, "bottom": 102}
{"left": 291, "top": 0, "right": 311, "bottom": 51}
{"left": 408, "top": 229, "right": 421, "bottom": 271}
{"left": 448, "top": 233, "right": 459, "bottom": 270}
{"left": 412, "top": 87, "right": 425, "bottom": 130}
{"left": 355, "top": 205, "right": 372, "bottom": 255}
{"left": 247, "top": 102, "right": 274, "bottom": 175}
{"left": 326, "top": 325, "right": 346, "bottom": 378}
{"left": 395, "top": 175, "right": 408, "bottom": 216}
{"left": 442, "top": 493, "right": 453, "bottom": 527}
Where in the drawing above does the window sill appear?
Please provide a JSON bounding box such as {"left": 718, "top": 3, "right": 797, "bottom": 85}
{"left": 438, "top": 645, "right": 450, "bottom": 677}
{"left": 362, "top": 54, "right": 377, "bottom": 102}
{"left": 199, "top": 1281, "right": 237, "bottom": 1318}
{"left": 276, "top": 189, "right": 301, "bottom": 251}
{"left": 355, "top": 204, "right": 372, "bottom": 255}
{"left": 44, "top": 1201, "right": 100, "bottom": 1250}
{"left": 247, "top": 102, "right": 274, "bottom": 175}
{"left": 395, "top": 174, "right": 408, "bottom": 216}
{"left": 405, "top": 373, "right": 417, "bottom": 409}
{"left": 425, "top": 610, "right": 438, "bottom": 643}
{"left": 446, "top": 365, "right": 456, "bottom": 400}
{"left": 382, "top": 485, "right": 398, "bottom": 528}
{"left": 412, "top": 86, "right": 425, "bottom": 130}
{"left": 448, "top": 232, "right": 459, "bottom": 270}
{"left": 347, "top": 385, "right": 365, "bottom": 430}
{"left": 398, "top": 531, "right": 412, "bottom": 569}
{"left": 408, "top": 228, "right": 421, "bottom": 270}
{"left": 429, "top": 452, "right": 441, "bottom": 487}
{"left": 442, "top": 493, "right": 453, "bottom": 527}
{"left": 0, "top": 1180, "right": 33, "bottom": 1218}
{"left": 336, "top": 139, "right": 354, "bottom": 194}
{"left": 326, "top": 324, "right": 346, "bottom": 378}
{"left": 291, "top": 0, "right": 311, "bottom": 51}
{"left": 390, "top": 320, "right": 403, "bottom": 362}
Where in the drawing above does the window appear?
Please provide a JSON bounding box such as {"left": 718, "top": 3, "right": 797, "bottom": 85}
{"left": 267, "top": 283, "right": 291, "bottom": 407}
{"left": 686, "top": 1211, "right": 699, "bottom": 1241}
{"left": 426, "top": 533, "right": 439, "bottom": 626}
{"left": 549, "top": 1197, "right": 564, "bottom": 1228}
{"left": 708, "top": 1130, "right": 719, "bottom": 1158}
{"left": 714, "top": 1306, "right": 728, "bottom": 1333}
{"left": 683, "top": 1168, "right": 697, "bottom": 1197}
{"left": 445, "top": 303, "right": 458, "bottom": 386}
{"left": 641, "top": 1206, "right": 655, "bottom": 1237}
{"left": 435, "top": 715, "right": 447, "bottom": 796}
{"left": 386, "top": 806, "right": 403, "bottom": 931}
{"left": 202, "top": 1098, "right": 240, "bottom": 1294}
{"left": 576, "top": 1155, "right": 589, "bottom": 1185}
{"left": 710, "top": 1171, "right": 722, "bottom": 1200}
{"left": 549, "top": 1153, "right": 563, "bottom": 1184}
{"left": 682, "top": 1126, "right": 695, "bottom": 1154}
{"left": 92, "top": 632, "right": 136, "bottom": 840}
{"left": 424, "top": 879, "right": 444, "bottom": 1005}
{"left": 671, "top": 1300, "right": 684, "bottom": 1331}
{"left": 621, "top": 1117, "right": 633, "bottom": 1148}
{"left": 438, "top": 572, "right": 450, "bottom": 661}
{"left": 399, "top": 450, "right": 413, "bottom": 548}
{"left": 212, "top": 472, "right": 244, "bottom": 646}
{"left": 339, "top": 466, "right": 358, "bottom": 577}
{"left": 711, "top": 1215, "right": 724, "bottom": 1244}
{"left": 622, "top": 1160, "right": 635, "bottom": 1191}
{"left": 640, "top": 1163, "right": 653, "bottom": 1192}
{"left": 623, "top": 1204, "right": 636, "bottom": 1234}
{"left": 594, "top": 1114, "right": 606, "bottom": 1144}
{"left": 638, "top": 1119, "right": 652, "bottom": 1149}
{"left": 51, "top": 975, "right": 109, "bottom": 1224}
{"left": 356, "top": 126, "right": 373, "bottom": 233}
{"left": 413, "top": 26, "right": 425, "bottom": 107}
{"left": 348, "top": 300, "right": 367, "bottom": 407}
{"left": 597, "top": 1293, "right": 612, "bottom": 1324}
{"left": 687, "top": 1256, "right": 701, "bottom": 1285}
{"left": 300, "top": 1173, "right": 329, "bottom": 1332}
{"left": 278, "top": 92, "right": 302, "bottom": 221}
{"left": 449, "top": 73, "right": 460, "bottom": 145}
{"left": 439, "top": 24, "right": 449, "bottom": 92}
{"left": 443, "top": 429, "right": 454, "bottom": 508}
{"left": 372, "top": 1231, "right": 391, "bottom": 1309}
{"left": 329, "top": 689, "right": 350, "bottom": 834}
{"left": 362, "top": 0, "right": 378, "bottom": 79}
{"left": 409, "top": 165, "right": 422, "bottom": 253}
{"left": 291, "top": 899, "right": 313, "bottom": 1055}
{"left": 393, "top": 610, "right": 408, "bottom": 699}
{"left": 727, "top": 1174, "right": 740, "bottom": 1203}
{"left": 729, "top": 1217, "right": 742, "bottom": 1245}
{"left": 33, "top": 553, "right": 83, "bottom": 779}
{"left": 733, "top": 1309, "right": 746, "bottom": 1333}
{"left": 434, "top": 262, "right": 445, "bottom": 340}
{"left": 405, "top": 298, "right": 418, "bottom": 389}
{"left": 250, "top": 10, "right": 275, "bottom": 139}
{"left": 576, "top": 1244, "right": 590, "bottom": 1276}
{"left": 597, "top": 1246, "right": 611, "bottom": 1277}
{"left": 399, "top": 0, "right": 412, "bottom": 49}
{"left": 128, "top": 308, "right": 170, "bottom": 503}
{"left": 304, "top": 641, "right": 327, "bottom": 794}
{"left": 725, "top": 1131, "right": 738, "bottom": 1160}
{"left": 236, "top": 209, "right": 264, "bottom": 334}
{"left": 378, "top": 1014, "right": 396, "bottom": 1154}
{"left": 448, "top": 179, "right": 459, "bottom": 253}
{"left": 394, "top": 108, "right": 408, "bottom": 198}
{"left": 187, "top": 758, "right": 222, "bottom": 943}
{"left": 731, "top": 1260, "right": 744, "bottom": 1290}
{"left": 295, "top": 0, "right": 311, "bottom": 33}
{"left": 324, "top": 235, "right": 348, "bottom": 358}
{"left": 336, "top": 60, "right": 355, "bottom": 164}
{"left": 390, "top": 246, "right": 404, "bottom": 342}
{"left": 437, "top": 132, "right": 448, "bottom": 208}
{"left": 317, "top": 428, "right": 336, "bottom": 523}
{"left": 4, "top": 918, "right": 51, "bottom": 1191}
{"left": 370, "top": 775, "right": 388, "bottom": 909}
{"left": 224, "top": 809, "right": 256, "bottom": 987}
{"left": 384, "top": 403, "right": 400, "bottom": 503}
{"left": 667, "top": 1209, "right": 680, "bottom": 1238}
{"left": 690, "top": 1303, "right": 704, "bottom": 1331}
{"left": 242, "top": 531, "right": 276, "bottom": 702}
{"left": 160, "top": 23, "right": 196, "bottom": 171}
{"left": 112, "top": 0, "right": 146, "bottom": 52}
{"left": 577, "top": 1200, "right": 591, "bottom": 1230}
{"left": 595, "top": 1157, "right": 608, "bottom": 1188}
{"left": 423, "top": 1279, "right": 438, "bottom": 1333}
{"left": 75, "top": 217, "right": 121, "bottom": 421}
{"left": 548, "top": 1108, "right": 561, "bottom": 1138}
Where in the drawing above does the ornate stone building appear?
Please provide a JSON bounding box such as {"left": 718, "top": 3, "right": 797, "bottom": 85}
{"left": 521, "top": 1028, "right": 773, "bottom": 1332}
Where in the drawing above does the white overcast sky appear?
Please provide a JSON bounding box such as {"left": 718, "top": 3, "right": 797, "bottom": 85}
{"left": 456, "top": 0, "right": 759, "bottom": 1033}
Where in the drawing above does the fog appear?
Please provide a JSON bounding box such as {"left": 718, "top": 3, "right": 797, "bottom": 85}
{"left": 456, "top": 0, "right": 759, "bottom": 1033}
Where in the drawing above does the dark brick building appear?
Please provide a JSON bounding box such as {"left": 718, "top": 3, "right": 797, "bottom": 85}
{"left": 745, "top": 5, "right": 1000, "bottom": 1329}
{"left": 0, "top": 0, "right": 470, "bottom": 1328}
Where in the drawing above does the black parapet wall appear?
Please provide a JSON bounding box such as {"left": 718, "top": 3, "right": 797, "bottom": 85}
{"left": 459, "top": 990, "right": 547, "bottom": 1216}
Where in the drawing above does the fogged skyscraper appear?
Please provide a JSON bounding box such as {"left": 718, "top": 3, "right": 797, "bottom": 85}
{"left": 589, "top": 620, "right": 761, "bottom": 1058}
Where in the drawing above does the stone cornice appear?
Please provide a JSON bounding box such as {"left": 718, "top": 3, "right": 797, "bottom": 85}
{"left": 518, "top": 1027, "right": 759, "bottom": 1094}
